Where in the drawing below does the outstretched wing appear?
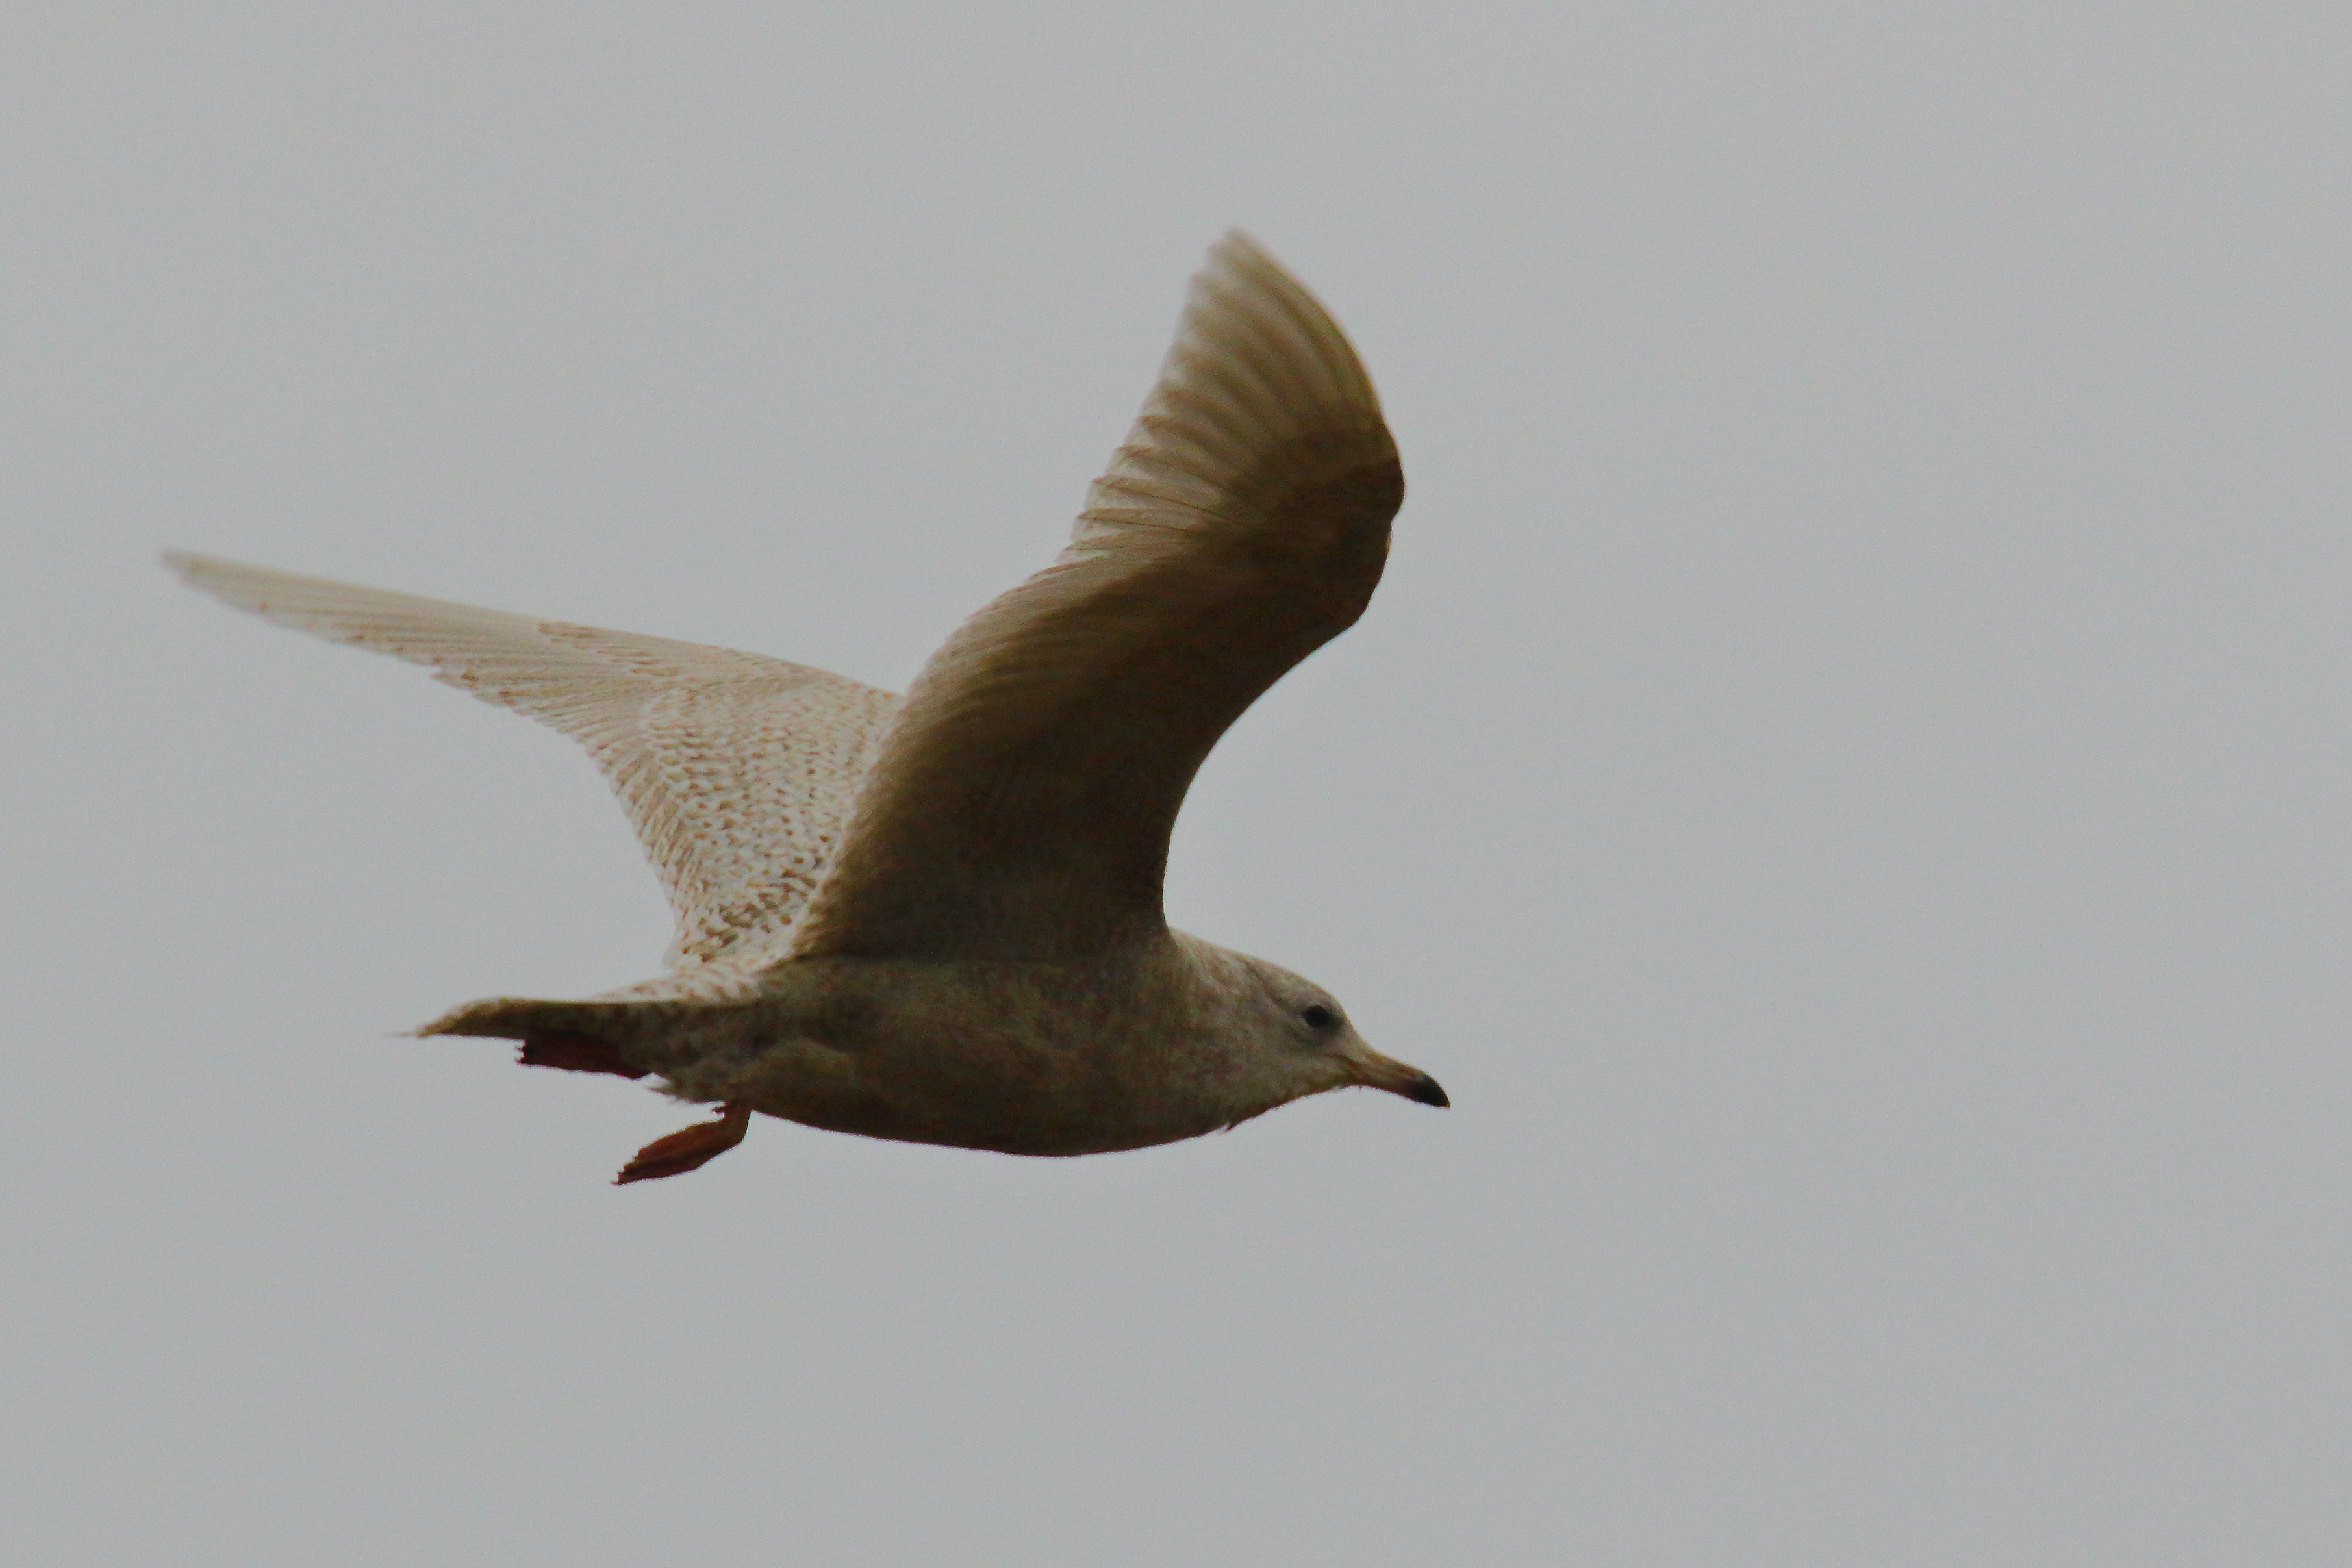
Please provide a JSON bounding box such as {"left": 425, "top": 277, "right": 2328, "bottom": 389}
{"left": 790, "top": 232, "right": 1401, "bottom": 962}
{"left": 168, "top": 553, "right": 900, "bottom": 964}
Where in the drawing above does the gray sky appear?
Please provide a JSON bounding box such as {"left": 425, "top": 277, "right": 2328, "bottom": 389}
{"left": 7, "top": 6, "right": 2349, "bottom": 1564}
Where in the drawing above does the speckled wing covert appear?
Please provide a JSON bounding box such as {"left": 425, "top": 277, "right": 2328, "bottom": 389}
{"left": 790, "top": 231, "right": 1402, "bottom": 962}
{"left": 166, "top": 553, "right": 900, "bottom": 967}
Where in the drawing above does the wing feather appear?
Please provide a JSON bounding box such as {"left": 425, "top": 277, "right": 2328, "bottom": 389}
{"left": 791, "top": 232, "right": 1400, "bottom": 961}
{"left": 167, "top": 553, "right": 899, "bottom": 963}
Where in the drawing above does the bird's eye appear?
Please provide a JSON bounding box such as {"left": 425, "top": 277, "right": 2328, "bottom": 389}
{"left": 1300, "top": 1004, "right": 1337, "bottom": 1031}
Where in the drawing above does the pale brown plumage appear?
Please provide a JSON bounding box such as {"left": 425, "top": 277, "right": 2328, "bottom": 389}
{"left": 792, "top": 236, "right": 1400, "bottom": 963}
{"left": 171, "top": 232, "right": 1443, "bottom": 1183}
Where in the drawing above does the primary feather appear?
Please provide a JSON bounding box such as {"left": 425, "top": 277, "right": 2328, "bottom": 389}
{"left": 790, "top": 231, "right": 1401, "bottom": 962}
{"left": 165, "top": 553, "right": 900, "bottom": 967}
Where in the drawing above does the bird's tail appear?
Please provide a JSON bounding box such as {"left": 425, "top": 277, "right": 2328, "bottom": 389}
{"left": 415, "top": 994, "right": 643, "bottom": 1042}
{"left": 414, "top": 994, "right": 699, "bottom": 1080}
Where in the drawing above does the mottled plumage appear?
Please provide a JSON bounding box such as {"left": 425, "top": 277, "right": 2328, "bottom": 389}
{"left": 171, "top": 232, "right": 1444, "bottom": 1183}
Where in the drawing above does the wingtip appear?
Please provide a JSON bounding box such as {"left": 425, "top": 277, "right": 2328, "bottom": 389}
{"left": 1209, "top": 226, "right": 1269, "bottom": 261}
{"left": 162, "top": 548, "right": 244, "bottom": 592}
{"left": 1199, "top": 228, "right": 1292, "bottom": 294}
{"left": 1165, "top": 229, "right": 1383, "bottom": 430}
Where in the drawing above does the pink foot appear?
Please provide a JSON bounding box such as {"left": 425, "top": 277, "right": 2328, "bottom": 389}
{"left": 614, "top": 1104, "right": 751, "bottom": 1185}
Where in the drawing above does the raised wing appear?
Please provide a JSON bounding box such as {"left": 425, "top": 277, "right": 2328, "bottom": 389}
{"left": 790, "top": 232, "right": 1401, "bottom": 962}
{"left": 168, "top": 553, "right": 900, "bottom": 963}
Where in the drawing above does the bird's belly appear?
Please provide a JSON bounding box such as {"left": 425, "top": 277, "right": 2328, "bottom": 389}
{"left": 650, "top": 954, "right": 1237, "bottom": 1156}
{"left": 661, "top": 1020, "right": 1208, "bottom": 1157}
{"left": 732, "top": 1038, "right": 1220, "bottom": 1156}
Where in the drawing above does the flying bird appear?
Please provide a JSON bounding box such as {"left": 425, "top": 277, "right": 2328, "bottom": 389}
{"left": 170, "top": 232, "right": 1443, "bottom": 1184}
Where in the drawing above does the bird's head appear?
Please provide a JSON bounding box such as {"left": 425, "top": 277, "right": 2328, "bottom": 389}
{"left": 1226, "top": 952, "right": 1448, "bottom": 1114}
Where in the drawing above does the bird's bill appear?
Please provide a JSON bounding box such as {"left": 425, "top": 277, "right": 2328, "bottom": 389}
{"left": 1344, "top": 1046, "right": 1449, "bottom": 1108}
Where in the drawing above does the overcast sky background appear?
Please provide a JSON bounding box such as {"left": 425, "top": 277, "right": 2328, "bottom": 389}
{"left": 6, "top": 6, "right": 2349, "bottom": 1564}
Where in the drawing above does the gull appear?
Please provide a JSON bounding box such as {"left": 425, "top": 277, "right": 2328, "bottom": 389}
{"left": 169, "top": 232, "right": 1445, "bottom": 1184}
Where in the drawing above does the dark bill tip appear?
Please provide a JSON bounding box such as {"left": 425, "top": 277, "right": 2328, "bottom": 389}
{"left": 1402, "top": 1072, "right": 1450, "bottom": 1109}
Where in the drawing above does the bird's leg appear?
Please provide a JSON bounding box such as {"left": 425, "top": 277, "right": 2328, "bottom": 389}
{"left": 517, "top": 1033, "right": 647, "bottom": 1080}
{"left": 614, "top": 1103, "right": 752, "bottom": 1185}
